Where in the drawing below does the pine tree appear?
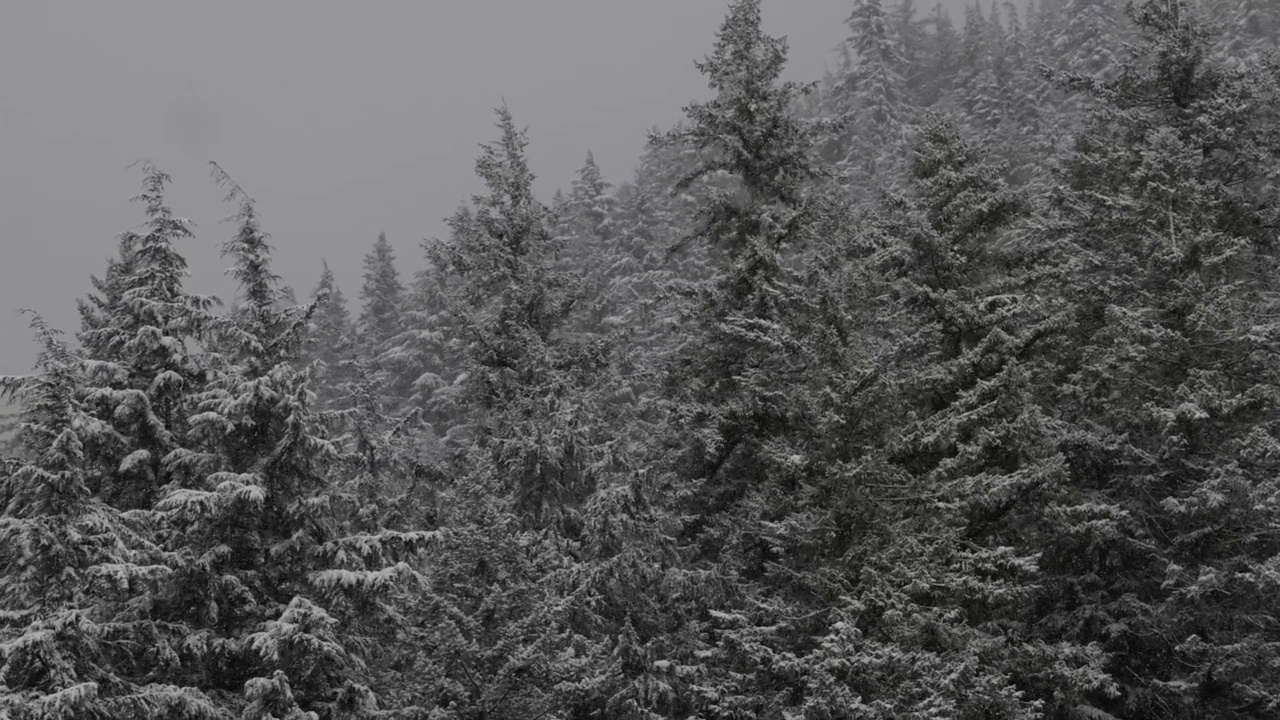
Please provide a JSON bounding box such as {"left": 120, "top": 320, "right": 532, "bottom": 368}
{"left": 836, "top": 117, "right": 1113, "bottom": 716}
{"left": 391, "top": 476, "right": 582, "bottom": 719}
{"left": 952, "top": 0, "right": 1005, "bottom": 142}
{"left": 565, "top": 151, "right": 616, "bottom": 246}
{"left": 650, "top": 2, "right": 879, "bottom": 713}
{"left": 1059, "top": 0, "right": 1123, "bottom": 96}
{"left": 427, "top": 103, "right": 609, "bottom": 528}
{"left": 558, "top": 150, "right": 630, "bottom": 331}
{"left": 385, "top": 252, "right": 464, "bottom": 422}
{"left": 995, "top": 0, "right": 1059, "bottom": 189}
{"left": 656, "top": 0, "right": 833, "bottom": 498}
{"left": 77, "top": 235, "right": 140, "bottom": 358}
{"left": 209, "top": 163, "right": 300, "bottom": 361}
{"left": 917, "top": 3, "right": 963, "bottom": 109}
{"left": 357, "top": 232, "right": 404, "bottom": 354}
{"left": 609, "top": 126, "right": 728, "bottom": 360}
{"left": 895, "top": 0, "right": 929, "bottom": 101}
{"left": 0, "top": 313, "right": 224, "bottom": 719}
{"left": 1037, "top": 2, "right": 1280, "bottom": 716}
{"left": 387, "top": 106, "right": 625, "bottom": 717}
{"left": 75, "top": 162, "right": 217, "bottom": 511}
{"left": 832, "top": 0, "right": 910, "bottom": 186}
{"left": 305, "top": 261, "right": 356, "bottom": 409}
{"left": 151, "top": 167, "right": 429, "bottom": 716}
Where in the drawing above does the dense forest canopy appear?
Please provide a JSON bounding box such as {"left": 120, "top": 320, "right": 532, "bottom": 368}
{"left": 2, "top": 0, "right": 1279, "bottom": 718}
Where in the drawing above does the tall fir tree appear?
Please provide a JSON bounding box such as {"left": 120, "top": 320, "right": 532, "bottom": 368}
{"left": 426, "top": 103, "right": 611, "bottom": 528}
{"left": 0, "top": 313, "right": 225, "bottom": 719}
{"left": 831, "top": 0, "right": 910, "bottom": 187}
{"left": 396, "top": 106, "right": 618, "bottom": 716}
{"left": 648, "top": 2, "right": 879, "bottom": 714}
{"left": 558, "top": 150, "right": 628, "bottom": 332}
{"left": 75, "top": 163, "right": 218, "bottom": 511}
{"left": 357, "top": 232, "right": 405, "bottom": 355}
{"left": 838, "top": 117, "right": 1113, "bottom": 717}
{"left": 1036, "top": 1, "right": 1280, "bottom": 716}
{"left": 917, "top": 3, "right": 963, "bottom": 109}
{"left": 149, "top": 166, "right": 429, "bottom": 717}
{"left": 305, "top": 260, "right": 356, "bottom": 409}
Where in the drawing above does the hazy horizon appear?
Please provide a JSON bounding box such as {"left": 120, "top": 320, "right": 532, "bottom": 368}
{"left": 0, "top": 0, "right": 971, "bottom": 376}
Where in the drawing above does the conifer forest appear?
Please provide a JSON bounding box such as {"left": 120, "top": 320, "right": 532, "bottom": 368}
{"left": 5, "top": 0, "right": 1280, "bottom": 717}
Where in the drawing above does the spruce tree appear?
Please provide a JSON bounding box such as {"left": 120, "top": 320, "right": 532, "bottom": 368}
{"left": 656, "top": 0, "right": 832, "bottom": 511}
{"left": 831, "top": 0, "right": 910, "bottom": 186}
{"left": 649, "top": 1, "right": 870, "bottom": 713}
{"left": 74, "top": 163, "right": 218, "bottom": 511}
{"left": 1037, "top": 2, "right": 1280, "bottom": 716}
{"left": 0, "top": 313, "right": 223, "bottom": 719}
{"left": 305, "top": 260, "right": 356, "bottom": 409}
{"left": 77, "top": 235, "right": 140, "bottom": 357}
{"left": 1061, "top": 0, "right": 1121, "bottom": 78}
{"left": 835, "top": 117, "right": 1112, "bottom": 717}
{"left": 558, "top": 150, "right": 632, "bottom": 332}
{"left": 152, "top": 167, "right": 429, "bottom": 716}
{"left": 389, "top": 105, "right": 623, "bottom": 717}
{"left": 379, "top": 253, "right": 463, "bottom": 423}
{"left": 917, "top": 4, "right": 963, "bottom": 108}
{"left": 427, "top": 103, "right": 607, "bottom": 528}
{"left": 357, "top": 232, "right": 404, "bottom": 354}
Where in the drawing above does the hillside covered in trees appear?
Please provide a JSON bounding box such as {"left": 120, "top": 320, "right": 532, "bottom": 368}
{"left": 3, "top": 0, "right": 1280, "bottom": 718}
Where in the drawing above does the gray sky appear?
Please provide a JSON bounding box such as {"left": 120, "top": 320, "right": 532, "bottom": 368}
{"left": 0, "top": 1, "right": 960, "bottom": 375}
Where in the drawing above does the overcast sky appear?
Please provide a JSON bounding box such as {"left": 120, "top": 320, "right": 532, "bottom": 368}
{"left": 0, "top": 1, "right": 967, "bottom": 375}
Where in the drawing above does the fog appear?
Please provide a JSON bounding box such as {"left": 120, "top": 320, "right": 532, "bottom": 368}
{"left": 0, "top": 0, "right": 968, "bottom": 375}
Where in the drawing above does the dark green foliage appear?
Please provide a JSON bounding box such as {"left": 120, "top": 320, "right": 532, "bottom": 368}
{"left": 304, "top": 260, "right": 356, "bottom": 410}
{"left": 656, "top": 0, "right": 833, "bottom": 515}
{"left": 833, "top": 0, "right": 910, "bottom": 184}
{"left": 358, "top": 232, "right": 405, "bottom": 352}
{"left": 853, "top": 117, "right": 1113, "bottom": 716}
{"left": 158, "top": 168, "right": 430, "bottom": 716}
{"left": 5, "top": 1, "right": 1280, "bottom": 718}
{"left": 1033, "top": 2, "right": 1280, "bottom": 717}
{"left": 75, "top": 163, "right": 218, "bottom": 511}
{"left": 0, "top": 313, "right": 224, "bottom": 719}
{"left": 425, "top": 104, "right": 611, "bottom": 530}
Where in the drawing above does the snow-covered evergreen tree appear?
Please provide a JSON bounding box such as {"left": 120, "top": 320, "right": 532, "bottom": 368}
{"left": 917, "top": 3, "right": 963, "bottom": 109}
{"left": 75, "top": 163, "right": 218, "bottom": 511}
{"left": 842, "top": 117, "right": 1113, "bottom": 716}
{"left": 830, "top": 0, "right": 910, "bottom": 187}
{"left": 656, "top": 0, "right": 834, "bottom": 501}
{"left": 649, "top": 2, "right": 880, "bottom": 714}
{"left": 149, "top": 167, "right": 430, "bottom": 717}
{"left": 305, "top": 260, "right": 356, "bottom": 409}
{"left": 0, "top": 313, "right": 224, "bottom": 719}
{"left": 556, "top": 150, "right": 638, "bottom": 333}
{"left": 357, "top": 232, "right": 405, "bottom": 354}
{"left": 1036, "top": 2, "right": 1280, "bottom": 716}
{"left": 1061, "top": 0, "right": 1121, "bottom": 78}
{"left": 77, "top": 234, "right": 140, "bottom": 358}
{"left": 426, "top": 103, "right": 610, "bottom": 529}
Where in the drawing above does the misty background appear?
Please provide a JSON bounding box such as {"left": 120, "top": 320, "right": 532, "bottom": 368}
{"left": 0, "top": 0, "right": 984, "bottom": 376}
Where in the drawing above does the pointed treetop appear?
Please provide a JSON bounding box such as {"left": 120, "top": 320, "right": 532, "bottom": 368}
{"left": 312, "top": 258, "right": 349, "bottom": 312}
{"left": 474, "top": 103, "right": 538, "bottom": 217}
{"left": 571, "top": 150, "right": 612, "bottom": 203}
{"left": 359, "top": 232, "right": 404, "bottom": 348}
{"left": 316, "top": 259, "right": 336, "bottom": 291}
{"left": 448, "top": 104, "right": 560, "bottom": 269}
{"left": 210, "top": 161, "right": 282, "bottom": 317}
{"left": 697, "top": 0, "right": 788, "bottom": 96}
{"left": 124, "top": 160, "right": 196, "bottom": 304}
{"left": 130, "top": 160, "right": 180, "bottom": 224}
{"left": 665, "top": 0, "right": 827, "bottom": 220}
